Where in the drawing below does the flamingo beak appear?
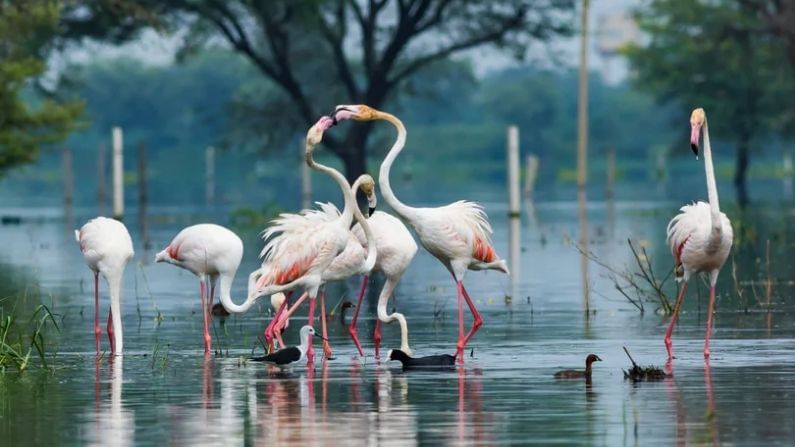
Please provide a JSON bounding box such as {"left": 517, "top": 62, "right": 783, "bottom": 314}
{"left": 690, "top": 123, "right": 701, "bottom": 157}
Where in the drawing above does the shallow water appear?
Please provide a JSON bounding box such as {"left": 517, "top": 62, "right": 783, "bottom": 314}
{"left": 1, "top": 200, "right": 794, "bottom": 446}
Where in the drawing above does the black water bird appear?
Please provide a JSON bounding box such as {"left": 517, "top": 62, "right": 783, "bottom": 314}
{"left": 387, "top": 349, "right": 456, "bottom": 370}
{"left": 250, "top": 326, "right": 324, "bottom": 368}
{"left": 554, "top": 354, "right": 602, "bottom": 379}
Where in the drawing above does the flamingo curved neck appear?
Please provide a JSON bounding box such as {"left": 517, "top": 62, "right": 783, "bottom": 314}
{"left": 306, "top": 144, "right": 356, "bottom": 227}
{"left": 350, "top": 176, "right": 377, "bottom": 272}
{"left": 702, "top": 118, "right": 722, "bottom": 233}
{"left": 218, "top": 273, "right": 254, "bottom": 313}
{"left": 375, "top": 112, "right": 418, "bottom": 221}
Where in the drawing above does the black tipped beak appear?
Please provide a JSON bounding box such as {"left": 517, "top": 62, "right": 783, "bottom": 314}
{"left": 330, "top": 106, "right": 352, "bottom": 125}
{"left": 314, "top": 334, "right": 327, "bottom": 341}
{"left": 691, "top": 143, "right": 699, "bottom": 157}
{"left": 368, "top": 206, "right": 376, "bottom": 217}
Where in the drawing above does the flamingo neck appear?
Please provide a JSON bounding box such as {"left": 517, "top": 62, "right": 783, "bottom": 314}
{"left": 218, "top": 272, "right": 254, "bottom": 313}
{"left": 306, "top": 143, "right": 356, "bottom": 228}
{"left": 376, "top": 112, "right": 418, "bottom": 221}
{"left": 350, "top": 176, "right": 377, "bottom": 272}
{"left": 106, "top": 271, "right": 124, "bottom": 355}
{"left": 702, "top": 118, "right": 722, "bottom": 233}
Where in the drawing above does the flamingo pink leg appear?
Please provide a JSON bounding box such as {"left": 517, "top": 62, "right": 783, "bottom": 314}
{"left": 200, "top": 280, "right": 211, "bottom": 355}
{"left": 347, "top": 276, "right": 369, "bottom": 357}
{"left": 373, "top": 320, "right": 382, "bottom": 359}
{"left": 273, "top": 292, "right": 308, "bottom": 348}
{"left": 107, "top": 308, "right": 115, "bottom": 354}
{"left": 265, "top": 293, "right": 290, "bottom": 351}
{"left": 704, "top": 285, "right": 716, "bottom": 358}
{"left": 319, "top": 291, "right": 333, "bottom": 359}
{"left": 306, "top": 296, "right": 316, "bottom": 364}
{"left": 456, "top": 281, "right": 483, "bottom": 361}
{"left": 665, "top": 282, "right": 689, "bottom": 360}
{"left": 94, "top": 272, "right": 101, "bottom": 355}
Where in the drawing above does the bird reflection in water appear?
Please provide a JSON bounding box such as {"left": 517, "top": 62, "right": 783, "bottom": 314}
{"left": 664, "top": 360, "right": 687, "bottom": 447}
{"left": 704, "top": 360, "right": 718, "bottom": 446}
{"left": 88, "top": 357, "right": 134, "bottom": 446}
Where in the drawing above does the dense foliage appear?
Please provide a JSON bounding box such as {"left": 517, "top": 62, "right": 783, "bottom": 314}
{"left": 0, "top": 1, "right": 82, "bottom": 175}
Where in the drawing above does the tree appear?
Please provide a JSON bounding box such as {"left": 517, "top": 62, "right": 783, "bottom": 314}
{"left": 67, "top": 0, "right": 573, "bottom": 180}
{"left": 0, "top": 1, "right": 82, "bottom": 175}
{"left": 625, "top": 0, "right": 791, "bottom": 204}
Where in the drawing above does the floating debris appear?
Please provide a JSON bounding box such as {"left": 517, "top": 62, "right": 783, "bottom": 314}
{"left": 622, "top": 346, "right": 671, "bottom": 382}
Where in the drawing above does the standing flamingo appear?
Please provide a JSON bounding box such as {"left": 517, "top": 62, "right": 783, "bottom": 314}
{"left": 330, "top": 105, "right": 509, "bottom": 361}
{"left": 155, "top": 223, "right": 244, "bottom": 355}
{"left": 665, "top": 108, "right": 733, "bottom": 359}
{"left": 75, "top": 217, "right": 134, "bottom": 355}
{"left": 223, "top": 116, "right": 372, "bottom": 364}
{"left": 268, "top": 175, "right": 377, "bottom": 359}
{"left": 349, "top": 203, "right": 417, "bottom": 357}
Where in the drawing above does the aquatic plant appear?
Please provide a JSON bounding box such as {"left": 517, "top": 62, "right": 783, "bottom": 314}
{"left": 622, "top": 347, "right": 670, "bottom": 382}
{"left": 0, "top": 299, "right": 59, "bottom": 373}
{"left": 576, "top": 239, "right": 673, "bottom": 314}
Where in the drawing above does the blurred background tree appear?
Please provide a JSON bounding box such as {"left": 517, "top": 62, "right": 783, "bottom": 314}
{"left": 0, "top": 1, "right": 83, "bottom": 175}
{"left": 625, "top": 0, "right": 795, "bottom": 205}
{"left": 64, "top": 0, "right": 575, "bottom": 180}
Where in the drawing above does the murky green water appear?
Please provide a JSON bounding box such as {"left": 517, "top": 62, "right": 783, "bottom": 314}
{"left": 1, "top": 200, "right": 794, "bottom": 445}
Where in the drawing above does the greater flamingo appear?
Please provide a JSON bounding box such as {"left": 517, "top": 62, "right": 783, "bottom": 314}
{"left": 155, "top": 223, "right": 244, "bottom": 355}
{"left": 75, "top": 217, "right": 134, "bottom": 355}
{"left": 349, "top": 204, "right": 418, "bottom": 357}
{"left": 223, "top": 116, "right": 372, "bottom": 364}
{"left": 330, "top": 105, "right": 509, "bottom": 361}
{"left": 665, "top": 107, "right": 733, "bottom": 359}
{"left": 268, "top": 176, "right": 377, "bottom": 359}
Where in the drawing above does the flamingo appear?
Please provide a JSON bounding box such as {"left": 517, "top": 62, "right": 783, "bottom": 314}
{"left": 665, "top": 108, "right": 733, "bottom": 359}
{"left": 75, "top": 217, "right": 134, "bottom": 355}
{"left": 222, "top": 116, "right": 373, "bottom": 364}
{"left": 268, "top": 175, "right": 377, "bottom": 359}
{"left": 154, "top": 223, "right": 244, "bottom": 355}
{"left": 349, "top": 203, "right": 418, "bottom": 357}
{"left": 330, "top": 105, "right": 509, "bottom": 361}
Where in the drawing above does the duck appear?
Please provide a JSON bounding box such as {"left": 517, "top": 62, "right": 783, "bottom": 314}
{"left": 554, "top": 354, "right": 602, "bottom": 379}
{"left": 387, "top": 349, "right": 456, "bottom": 370}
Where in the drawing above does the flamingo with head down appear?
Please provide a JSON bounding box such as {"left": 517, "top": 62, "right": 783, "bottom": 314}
{"left": 329, "top": 105, "right": 509, "bottom": 361}
{"left": 75, "top": 216, "right": 134, "bottom": 356}
{"left": 664, "top": 107, "right": 733, "bottom": 360}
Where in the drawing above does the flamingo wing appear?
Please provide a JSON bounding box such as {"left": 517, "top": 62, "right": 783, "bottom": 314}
{"left": 666, "top": 202, "right": 708, "bottom": 279}
{"left": 437, "top": 200, "right": 498, "bottom": 263}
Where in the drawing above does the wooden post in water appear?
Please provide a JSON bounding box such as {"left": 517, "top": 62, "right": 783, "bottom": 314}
{"left": 523, "top": 154, "right": 539, "bottom": 198}
{"left": 62, "top": 146, "right": 74, "bottom": 207}
{"left": 138, "top": 142, "right": 150, "bottom": 249}
{"left": 576, "top": 0, "right": 590, "bottom": 190}
{"left": 507, "top": 126, "right": 521, "bottom": 293}
{"left": 301, "top": 140, "right": 311, "bottom": 210}
{"left": 606, "top": 147, "right": 615, "bottom": 199}
{"left": 97, "top": 142, "right": 107, "bottom": 214}
{"left": 112, "top": 127, "right": 124, "bottom": 220}
{"left": 205, "top": 146, "right": 215, "bottom": 207}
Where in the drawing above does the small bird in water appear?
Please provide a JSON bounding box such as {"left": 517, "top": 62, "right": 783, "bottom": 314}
{"left": 387, "top": 349, "right": 456, "bottom": 370}
{"left": 554, "top": 354, "right": 602, "bottom": 379}
{"left": 250, "top": 325, "right": 324, "bottom": 368}
{"left": 211, "top": 303, "right": 229, "bottom": 317}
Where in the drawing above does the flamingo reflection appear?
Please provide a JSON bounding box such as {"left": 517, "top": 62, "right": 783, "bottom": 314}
{"left": 87, "top": 358, "right": 134, "bottom": 446}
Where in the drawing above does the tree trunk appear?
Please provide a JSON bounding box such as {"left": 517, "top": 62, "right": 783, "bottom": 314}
{"left": 734, "top": 134, "right": 750, "bottom": 207}
{"left": 340, "top": 122, "right": 375, "bottom": 183}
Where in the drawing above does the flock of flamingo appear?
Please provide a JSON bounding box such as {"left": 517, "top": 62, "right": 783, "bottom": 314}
{"left": 75, "top": 105, "right": 732, "bottom": 366}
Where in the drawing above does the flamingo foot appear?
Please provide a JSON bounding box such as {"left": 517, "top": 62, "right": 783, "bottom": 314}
{"left": 348, "top": 325, "right": 364, "bottom": 357}
{"left": 322, "top": 340, "right": 334, "bottom": 360}
{"left": 373, "top": 320, "right": 382, "bottom": 359}
{"left": 664, "top": 337, "right": 673, "bottom": 360}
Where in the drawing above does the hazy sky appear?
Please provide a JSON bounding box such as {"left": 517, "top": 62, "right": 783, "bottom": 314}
{"left": 67, "top": 0, "right": 642, "bottom": 82}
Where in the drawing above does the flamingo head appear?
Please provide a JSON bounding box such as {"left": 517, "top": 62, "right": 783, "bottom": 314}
{"left": 307, "top": 116, "right": 335, "bottom": 147}
{"left": 690, "top": 108, "right": 705, "bottom": 157}
{"left": 358, "top": 174, "right": 378, "bottom": 216}
{"left": 331, "top": 104, "right": 377, "bottom": 123}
